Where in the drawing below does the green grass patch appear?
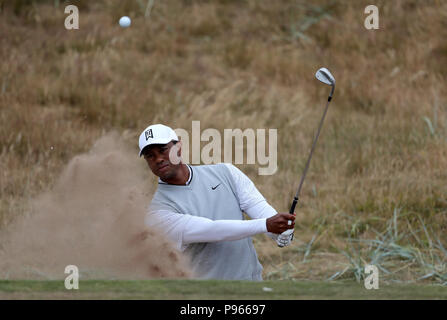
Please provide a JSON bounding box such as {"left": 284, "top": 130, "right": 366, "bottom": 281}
{"left": 0, "top": 279, "right": 446, "bottom": 300}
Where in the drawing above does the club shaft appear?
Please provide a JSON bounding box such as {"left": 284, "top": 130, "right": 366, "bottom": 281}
{"left": 290, "top": 95, "right": 332, "bottom": 214}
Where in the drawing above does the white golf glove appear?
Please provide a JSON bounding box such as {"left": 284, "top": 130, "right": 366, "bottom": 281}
{"left": 266, "top": 232, "right": 279, "bottom": 241}
{"left": 276, "top": 229, "right": 294, "bottom": 247}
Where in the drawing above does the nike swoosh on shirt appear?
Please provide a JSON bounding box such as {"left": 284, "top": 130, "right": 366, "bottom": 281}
{"left": 211, "top": 183, "right": 221, "bottom": 190}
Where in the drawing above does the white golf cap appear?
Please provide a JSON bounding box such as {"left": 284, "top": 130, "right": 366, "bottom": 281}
{"left": 138, "top": 124, "right": 179, "bottom": 157}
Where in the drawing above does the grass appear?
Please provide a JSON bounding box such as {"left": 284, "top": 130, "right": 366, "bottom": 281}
{"left": 0, "top": 279, "right": 446, "bottom": 300}
{"left": 0, "top": 0, "right": 446, "bottom": 286}
{"left": 333, "top": 208, "right": 447, "bottom": 283}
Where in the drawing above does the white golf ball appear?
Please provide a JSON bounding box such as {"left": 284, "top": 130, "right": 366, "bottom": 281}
{"left": 119, "top": 16, "right": 131, "bottom": 28}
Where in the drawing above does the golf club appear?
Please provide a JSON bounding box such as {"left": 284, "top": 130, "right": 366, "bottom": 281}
{"left": 280, "top": 67, "right": 335, "bottom": 247}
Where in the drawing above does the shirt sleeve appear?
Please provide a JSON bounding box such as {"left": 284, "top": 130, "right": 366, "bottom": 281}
{"left": 223, "top": 163, "right": 278, "bottom": 219}
{"left": 223, "top": 163, "right": 279, "bottom": 240}
{"left": 145, "top": 209, "right": 267, "bottom": 251}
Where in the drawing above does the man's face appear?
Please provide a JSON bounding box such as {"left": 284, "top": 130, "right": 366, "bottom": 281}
{"left": 142, "top": 141, "right": 181, "bottom": 180}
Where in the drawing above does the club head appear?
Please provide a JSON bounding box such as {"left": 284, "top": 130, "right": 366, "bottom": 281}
{"left": 315, "top": 67, "right": 335, "bottom": 86}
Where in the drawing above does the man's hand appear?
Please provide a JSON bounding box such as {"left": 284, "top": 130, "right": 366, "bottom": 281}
{"left": 266, "top": 213, "right": 295, "bottom": 234}
{"left": 276, "top": 229, "right": 294, "bottom": 247}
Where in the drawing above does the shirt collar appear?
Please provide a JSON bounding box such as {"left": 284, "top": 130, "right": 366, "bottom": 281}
{"left": 158, "top": 164, "right": 193, "bottom": 185}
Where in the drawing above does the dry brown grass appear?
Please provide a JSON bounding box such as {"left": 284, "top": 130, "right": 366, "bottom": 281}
{"left": 1, "top": 0, "right": 446, "bottom": 283}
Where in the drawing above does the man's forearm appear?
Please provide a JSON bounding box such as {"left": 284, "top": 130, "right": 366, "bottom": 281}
{"left": 245, "top": 200, "right": 277, "bottom": 220}
{"left": 182, "top": 216, "right": 267, "bottom": 245}
{"left": 245, "top": 201, "right": 279, "bottom": 240}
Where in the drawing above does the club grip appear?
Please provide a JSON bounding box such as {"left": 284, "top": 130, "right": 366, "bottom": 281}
{"left": 289, "top": 197, "right": 299, "bottom": 214}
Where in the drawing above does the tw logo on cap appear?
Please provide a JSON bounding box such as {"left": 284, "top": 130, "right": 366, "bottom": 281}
{"left": 145, "top": 129, "right": 154, "bottom": 141}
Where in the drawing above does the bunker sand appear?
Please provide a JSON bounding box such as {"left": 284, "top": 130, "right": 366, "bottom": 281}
{"left": 0, "top": 133, "right": 192, "bottom": 280}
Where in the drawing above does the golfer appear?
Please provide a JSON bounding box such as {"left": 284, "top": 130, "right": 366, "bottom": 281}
{"left": 140, "top": 124, "right": 295, "bottom": 280}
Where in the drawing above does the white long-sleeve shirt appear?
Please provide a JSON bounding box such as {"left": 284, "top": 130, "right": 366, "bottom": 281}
{"left": 145, "top": 163, "right": 278, "bottom": 251}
